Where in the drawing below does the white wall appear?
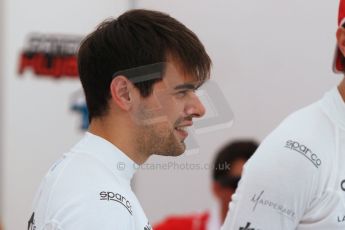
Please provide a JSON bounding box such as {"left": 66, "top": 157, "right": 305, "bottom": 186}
{"left": 1, "top": 1, "right": 130, "bottom": 229}
{"left": 133, "top": 0, "right": 343, "bottom": 224}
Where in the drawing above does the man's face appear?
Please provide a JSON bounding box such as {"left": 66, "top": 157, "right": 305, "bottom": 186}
{"left": 132, "top": 61, "right": 206, "bottom": 156}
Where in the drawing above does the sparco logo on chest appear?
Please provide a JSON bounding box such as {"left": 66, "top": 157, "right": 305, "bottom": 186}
{"left": 100, "top": 191, "right": 133, "bottom": 215}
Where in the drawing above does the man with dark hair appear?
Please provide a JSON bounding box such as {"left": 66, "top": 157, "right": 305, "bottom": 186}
{"left": 29, "top": 9, "right": 211, "bottom": 230}
{"left": 212, "top": 141, "right": 258, "bottom": 225}
{"left": 222, "top": 1, "right": 345, "bottom": 229}
{"left": 154, "top": 140, "right": 258, "bottom": 230}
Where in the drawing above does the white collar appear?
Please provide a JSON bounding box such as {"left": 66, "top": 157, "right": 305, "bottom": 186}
{"left": 71, "top": 132, "right": 138, "bottom": 182}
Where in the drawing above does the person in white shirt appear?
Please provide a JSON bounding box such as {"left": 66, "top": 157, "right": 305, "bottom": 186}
{"left": 221, "top": 1, "right": 345, "bottom": 229}
{"left": 28, "top": 9, "right": 211, "bottom": 230}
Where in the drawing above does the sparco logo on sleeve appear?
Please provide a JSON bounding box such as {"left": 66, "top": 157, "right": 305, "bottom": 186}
{"left": 100, "top": 191, "right": 133, "bottom": 215}
{"left": 285, "top": 140, "right": 321, "bottom": 168}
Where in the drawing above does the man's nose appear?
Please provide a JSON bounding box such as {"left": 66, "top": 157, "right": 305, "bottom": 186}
{"left": 185, "top": 93, "right": 206, "bottom": 118}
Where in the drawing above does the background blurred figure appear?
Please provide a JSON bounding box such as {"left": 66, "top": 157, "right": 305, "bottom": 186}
{"left": 154, "top": 140, "right": 258, "bottom": 230}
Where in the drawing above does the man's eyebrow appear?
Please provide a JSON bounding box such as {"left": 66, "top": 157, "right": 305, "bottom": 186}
{"left": 174, "top": 83, "right": 198, "bottom": 91}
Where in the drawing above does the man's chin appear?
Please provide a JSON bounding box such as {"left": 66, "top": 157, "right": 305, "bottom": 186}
{"left": 155, "top": 143, "right": 186, "bottom": 157}
{"left": 173, "top": 142, "right": 186, "bottom": 156}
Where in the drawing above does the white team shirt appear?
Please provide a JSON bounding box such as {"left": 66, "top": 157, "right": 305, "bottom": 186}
{"left": 222, "top": 87, "right": 345, "bottom": 230}
{"left": 28, "top": 132, "right": 152, "bottom": 230}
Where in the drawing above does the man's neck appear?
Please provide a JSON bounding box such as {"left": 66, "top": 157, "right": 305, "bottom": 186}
{"left": 88, "top": 118, "right": 150, "bottom": 165}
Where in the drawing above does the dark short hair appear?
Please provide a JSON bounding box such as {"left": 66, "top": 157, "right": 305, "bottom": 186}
{"left": 78, "top": 9, "right": 211, "bottom": 120}
{"left": 212, "top": 140, "right": 258, "bottom": 183}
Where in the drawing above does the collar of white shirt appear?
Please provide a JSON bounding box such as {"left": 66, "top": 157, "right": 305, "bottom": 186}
{"left": 71, "top": 132, "right": 139, "bottom": 183}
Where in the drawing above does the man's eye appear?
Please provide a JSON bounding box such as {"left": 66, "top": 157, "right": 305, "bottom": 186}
{"left": 175, "top": 91, "right": 188, "bottom": 97}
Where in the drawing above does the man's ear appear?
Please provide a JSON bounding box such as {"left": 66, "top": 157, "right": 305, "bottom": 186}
{"left": 110, "top": 76, "right": 134, "bottom": 111}
{"left": 337, "top": 27, "right": 345, "bottom": 56}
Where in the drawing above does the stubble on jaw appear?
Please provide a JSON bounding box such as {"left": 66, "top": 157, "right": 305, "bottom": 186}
{"left": 131, "top": 97, "right": 189, "bottom": 157}
{"left": 135, "top": 120, "right": 186, "bottom": 157}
